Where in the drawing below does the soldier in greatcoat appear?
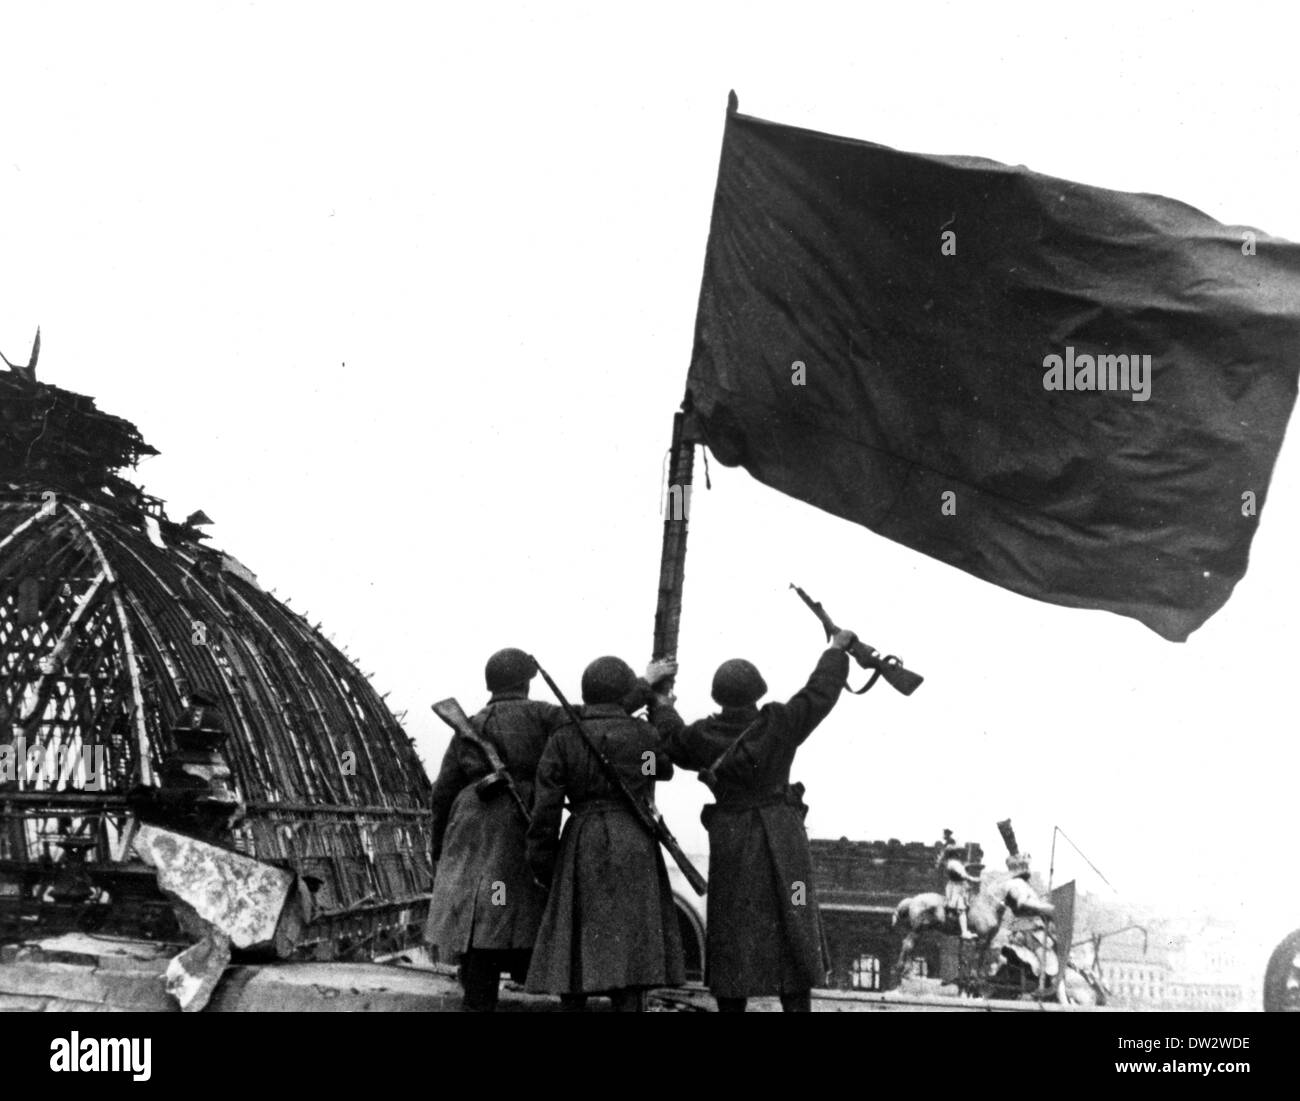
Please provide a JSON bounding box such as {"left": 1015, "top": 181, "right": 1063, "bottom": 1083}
{"left": 663, "top": 632, "right": 855, "bottom": 1012}
{"left": 524, "top": 656, "right": 685, "bottom": 1012}
{"left": 424, "top": 647, "right": 562, "bottom": 1011}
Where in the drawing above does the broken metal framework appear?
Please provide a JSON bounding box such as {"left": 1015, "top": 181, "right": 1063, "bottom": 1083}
{"left": 0, "top": 368, "right": 433, "bottom": 956}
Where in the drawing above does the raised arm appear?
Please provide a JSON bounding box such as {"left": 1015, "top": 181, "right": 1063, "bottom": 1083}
{"left": 782, "top": 644, "right": 851, "bottom": 744}
{"left": 645, "top": 695, "right": 684, "bottom": 782}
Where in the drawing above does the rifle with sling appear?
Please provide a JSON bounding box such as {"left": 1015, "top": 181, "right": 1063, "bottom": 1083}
{"left": 531, "top": 657, "right": 708, "bottom": 896}
{"left": 431, "top": 698, "right": 532, "bottom": 827}
{"left": 790, "top": 583, "right": 924, "bottom": 695}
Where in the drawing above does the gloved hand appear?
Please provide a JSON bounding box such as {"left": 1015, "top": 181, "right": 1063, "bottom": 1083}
{"left": 831, "top": 629, "right": 857, "bottom": 651}
{"left": 644, "top": 658, "right": 678, "bottom": 689}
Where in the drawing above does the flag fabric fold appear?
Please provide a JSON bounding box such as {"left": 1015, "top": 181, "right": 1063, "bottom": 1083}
{"left": 686, "top": 101, "right": 1300, "bottom": 640}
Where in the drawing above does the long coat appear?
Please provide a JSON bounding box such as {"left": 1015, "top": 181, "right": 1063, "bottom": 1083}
{"left": 524, "top": 702, "right": 686, "bottom": 994}
{"left": 423, "top": 693, "right": 561, "bottom": 961}
{"left": 664, "top": 648, "right": 848, "bottom": 999}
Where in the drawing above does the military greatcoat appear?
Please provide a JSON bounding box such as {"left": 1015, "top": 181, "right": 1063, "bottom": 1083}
{"left": 423, "top": 693, "right": 561, "bottom": 961}
{"left": 664, "top": 648, "right": 848, "bottom": 999}
{"left": 524, "top": 702, "right": 686, "bottom": 995}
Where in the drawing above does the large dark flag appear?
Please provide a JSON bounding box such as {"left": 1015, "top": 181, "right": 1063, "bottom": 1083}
{"left": 686, "top": 95, "right": 1300, "bottom": 641}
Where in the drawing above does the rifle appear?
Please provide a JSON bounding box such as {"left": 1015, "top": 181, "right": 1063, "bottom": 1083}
{"left": 431, "top": 698, "right": 532, "bottom": 827}
{"left": 698, "top": 711, "right": 764, "bottom": 790}
{"left": 531, "top": 658, "right": 708, "bottom": 896}
{"left": 790, "top": 584, "right": 924, "bottom": 696}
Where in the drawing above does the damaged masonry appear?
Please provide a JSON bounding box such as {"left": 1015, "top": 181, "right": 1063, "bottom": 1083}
{"left": 0, "top": 359, "right": 434, "bottom": 1009}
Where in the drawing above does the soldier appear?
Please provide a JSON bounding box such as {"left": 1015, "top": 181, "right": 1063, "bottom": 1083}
{"left": 524, "top": 656, "right": 685, "bottom": 1012}
{"left": 424, "top": 647, "right": 562, "bottom": 1012}
{"left": 664, "top": 631, "right": 855, "bottom": 1012}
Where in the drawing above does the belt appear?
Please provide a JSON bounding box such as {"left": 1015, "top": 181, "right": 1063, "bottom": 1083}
{"left": 569, "top": 797, "right": 626, "bottom": 817}
{"left": 714, "top": 793, "right": 789, "bottom": 812}
{"left": 702, "top": 783, "right": 808, "bottom": 826}
{"left": 715, "top": 781, "right": 805, "bottom": 811}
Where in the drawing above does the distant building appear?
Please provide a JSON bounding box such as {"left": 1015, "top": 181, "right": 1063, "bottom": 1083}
{"left": 1074, "top": 904, "right": 1246, "bottom": 1011}
{"left": 1080, "top": 928, "right": 1170, "bottom": 1009}
{"left": 1163, "top": 921, "right": 1246, "bottom": 1012}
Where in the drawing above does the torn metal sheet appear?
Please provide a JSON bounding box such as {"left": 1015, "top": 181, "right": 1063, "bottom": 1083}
{"left": 134, "top": 823, "right": 294, "bottom": 949}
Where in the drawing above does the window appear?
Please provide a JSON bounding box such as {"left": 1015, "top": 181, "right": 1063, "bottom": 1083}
{"left": 851, "top": 954, "right": 881, "bottom": 991}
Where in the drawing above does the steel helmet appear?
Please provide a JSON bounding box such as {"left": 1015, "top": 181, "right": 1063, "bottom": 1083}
{"left": 581, "top": 656, "right": 637, "bottom": 705}
{"left": 711, "top": 658, "right": 768, "bottom": 707}
{"left": 485, "top": 648, "right": 537, "bottom": 693}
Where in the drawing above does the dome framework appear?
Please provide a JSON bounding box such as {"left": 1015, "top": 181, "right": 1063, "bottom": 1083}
{"left": 0, "top": 366, "right": 433, "bottom": 955}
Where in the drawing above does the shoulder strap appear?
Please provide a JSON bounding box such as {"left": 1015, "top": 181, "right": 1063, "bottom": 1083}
{"left": 483, "top": 704, "right": 511, "bottom": 767}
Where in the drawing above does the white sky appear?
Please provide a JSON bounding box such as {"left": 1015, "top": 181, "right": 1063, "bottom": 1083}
{"left": 2, "top": 2, "right": 1297, "bottom": 964}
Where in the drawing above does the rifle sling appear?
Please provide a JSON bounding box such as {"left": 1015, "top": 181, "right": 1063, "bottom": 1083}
{"left": 562, "top": 712, "right": 659, "bottom": 840}
{"left": 848, "top": 668, "right": 882, "bottom": 695}
{"left": 703, "top": 712, "right": 766, "bottom": 780}
{"left": 462, "top": 704, "right": 509, "bottom": 777}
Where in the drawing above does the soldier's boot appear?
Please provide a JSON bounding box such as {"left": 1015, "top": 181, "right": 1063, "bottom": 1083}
{"left": 779, "top": 990, "right": 812, "bottom": 1013}
{"left": 559, "top": 993, "right": 588, "bottom": 1012}
{"left": 505, "top": 949, "right": 532, "bottom": 985}
{"left": 460, "top": 950, "right": 501, "bottom": 1012}
{"left": 609, "top": 988, "right": 645, "bottom": 1013}
{"left": 716, "top": 997, "right": 747, "bottom": 1013}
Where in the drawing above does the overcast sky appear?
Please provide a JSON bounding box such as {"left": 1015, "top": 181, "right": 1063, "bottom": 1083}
{"left": 2, "top": 2, "right": 1296, "bottom": 960}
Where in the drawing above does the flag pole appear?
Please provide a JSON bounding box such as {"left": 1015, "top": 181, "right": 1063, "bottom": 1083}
{"left": 652, "top": 407, "right": 697, "bottom": 670}
{"left": 648, "top": 94, "right": 730, "bottom": 671}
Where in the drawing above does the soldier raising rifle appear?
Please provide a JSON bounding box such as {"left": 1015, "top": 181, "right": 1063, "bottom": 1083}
{"left": 664, "top": 630, "right": 857, "bottom": 1012}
